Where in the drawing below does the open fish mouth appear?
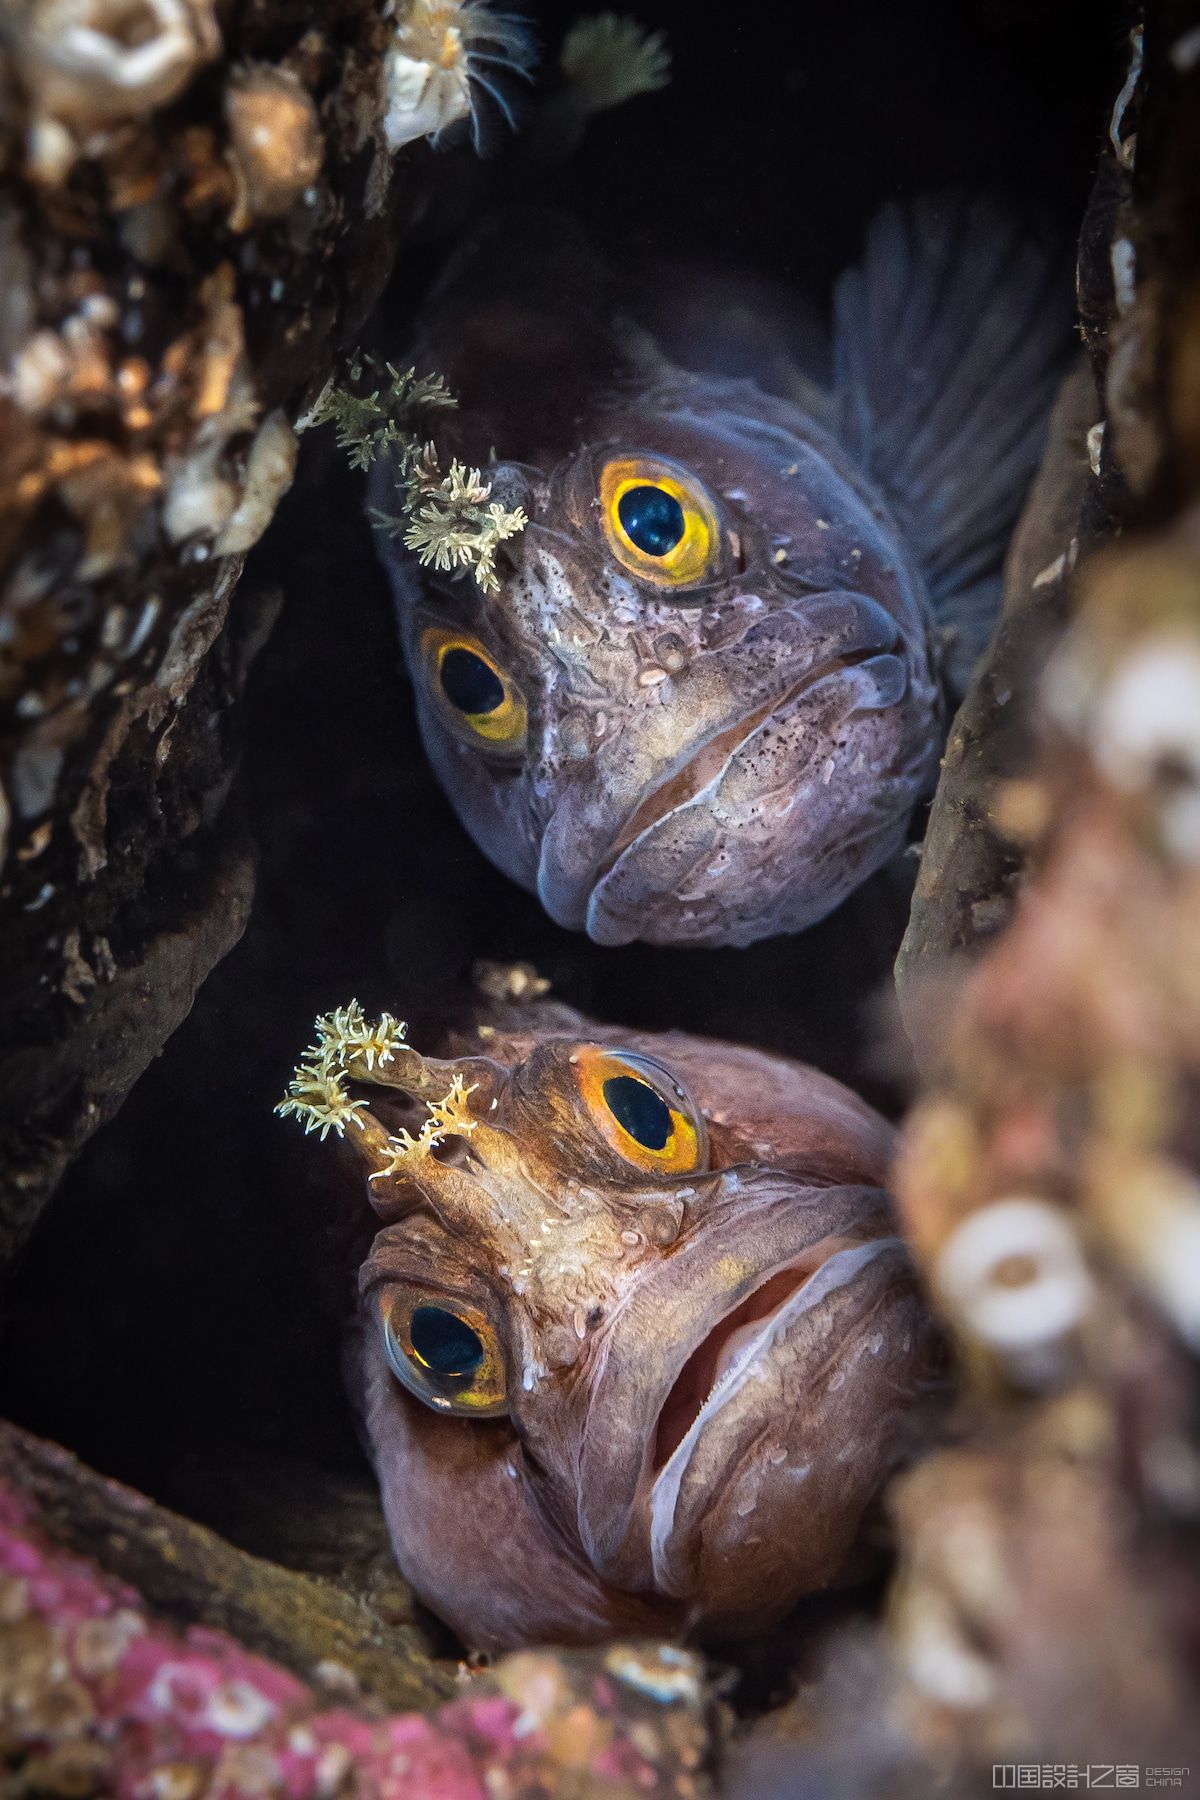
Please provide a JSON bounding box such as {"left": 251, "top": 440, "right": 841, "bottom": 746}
{"left": 649, "top": 1239, "right": 893, "bottom": 1474}
{"left": 646, "top": 1237, "right": 908, "bottom": 1595}
{"left": 649, "top": 1241, "right": 859, "bottom": 1473}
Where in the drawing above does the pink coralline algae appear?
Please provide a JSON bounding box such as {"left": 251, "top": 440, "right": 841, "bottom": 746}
{"left": 0, "top": 1481, "right": 711, "bottom": 1798}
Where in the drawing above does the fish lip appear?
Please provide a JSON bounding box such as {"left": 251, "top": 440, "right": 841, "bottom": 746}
{"left": 596, "top": 658, "right": 860, "bottom": 880}
{"left": 646, "top": 1238, "right": 858, "bottom": 1476}
{"left": 579, "top": 645, "right": 896, "bottom": 933}
{"left": 572, "top": 1203, "right": 902, "bottom": 1582}
{"left": 645, "top": 1237, "right": 905, "bottom": 1591}
{"left": 536, "top": 638, "right": 898, "bottom": 933}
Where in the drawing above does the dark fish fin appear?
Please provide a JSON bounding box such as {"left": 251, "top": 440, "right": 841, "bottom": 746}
{"left": 833, "top": 194, "right": 1070, "bottom": 691}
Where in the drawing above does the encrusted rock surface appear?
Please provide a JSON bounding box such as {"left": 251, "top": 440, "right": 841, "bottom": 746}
{"left": 893, "top": 359, "right": 1096, "bottom": 1018}
{"left": 733, "top": 10, "right": 1200, "bottom": 1791}
{"left": 0, "top": 1422, "right": 455, "bottom": 1715}
{"left": 0, "top": 1427, "right": 714, "bottom": 1798}
{"left": 865, "top": 7, "right": 1200, "bottom": 1790}
{"left": 0, "top": 0, "right": 418, "bottom": 1265}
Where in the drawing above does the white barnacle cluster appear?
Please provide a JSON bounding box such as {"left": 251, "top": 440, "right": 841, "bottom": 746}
{"left": 166, "top": 402, "right": 299, "bottom": 556}
{"left": 274, "top": 1000, "right": 408, "bottom": 1140}
{"left": 13, "top": 0, "right": 221, "bottom": 180}
{"left": 934, "top": 1195, "right": 1095, "bottom": 1384}
{"left": 1045, "top": 608, "right": 1200, "bottom": 866}
{"left": 160, "top": 269, "right": 299, "bottom": 556}
{"left": 1091, "top": 635, "right": 1200, "bottom": 864}
{"left": 367, "top": 1074, "right": 479, "bottom": 1180}
{"left": 225, "top": 61, "right": 324, "bottom": 228}
{"left": 1093, "top": 1154, "right": 1200, "bottom": 1352}
{"left": 380, "top": 0, "right": 537, "bottom": 154}
{"left": 399, "top": 457, "right": 528, "bottom": 594}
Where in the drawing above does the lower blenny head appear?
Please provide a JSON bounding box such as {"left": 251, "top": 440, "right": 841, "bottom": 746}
{"left": 278, "top": 1000, "right": 944, "bottom": 1650}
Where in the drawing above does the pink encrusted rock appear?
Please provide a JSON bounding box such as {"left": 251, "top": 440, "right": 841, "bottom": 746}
{"left": 0, "top": 1474, "right": 711, "bottom": 1798}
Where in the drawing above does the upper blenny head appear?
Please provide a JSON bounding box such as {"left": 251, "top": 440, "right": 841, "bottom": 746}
{"left": 371, "top": 203, "right": 1065, "bottom": 946}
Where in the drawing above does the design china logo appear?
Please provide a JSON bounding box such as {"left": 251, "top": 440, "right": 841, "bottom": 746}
{"left": 993, "top": 1771, "right": 1191, "bottom": 1791}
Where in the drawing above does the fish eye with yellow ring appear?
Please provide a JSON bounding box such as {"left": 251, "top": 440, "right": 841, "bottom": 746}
{"left": 572, "top": 1044, "right": 709, "bottom": 1176}
{"left": 421, "top": 628, "right": 527, "bottom": 755}
{"left": 598, "top": 455, "right": 724, "bottom": 589}
{"left": 379, "top": 1288, "right": 508, "bottom": 1417}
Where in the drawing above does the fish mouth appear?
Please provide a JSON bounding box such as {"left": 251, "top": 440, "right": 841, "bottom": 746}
{"left": 645, "top": 1236, "right": 908, "bottom": 1594}
{"left": 596, "top": 653, "right": 885, "bottom": 884}
{"left": 649, "top": 1236, "right": 875, "bottom": 1476}
{"left": 533, "top": 592, "right": 917, "bottom": 942}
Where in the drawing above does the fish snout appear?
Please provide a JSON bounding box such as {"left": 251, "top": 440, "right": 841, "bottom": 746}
{"left": 645, "top": 1235, "right": 940, "bottom": 1632}
{"left": 571, "top": 1182, "right": 939, "bottom": 1623}
{"left": 535, "top": 590, "right": 938, "bottom": 946}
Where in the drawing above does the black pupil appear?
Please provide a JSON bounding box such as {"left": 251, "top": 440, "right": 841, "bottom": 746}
{"left": 603, "top": 1074, "right": 672, "bottom": 1150}
{"left": 617, "top": 485, "right": 685, "bottom": 557}
{"left": 410, "top": 1305, "right": 485, "bottom": 1378}
{"left": 440, "top": 647, "right": 504, "bottom": 715}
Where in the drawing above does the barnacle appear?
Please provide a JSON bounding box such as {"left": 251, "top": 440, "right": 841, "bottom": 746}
{"left": 14, "top": 0, "right": 220, "bottom": 178}
{"left": 367, "top": 1075, "right": 479, "bottom": 1179}
{"left": 1091, "top": 1154, "right": 1200, "bottom": 1350}
{"left": 934, "top": 1197, "right": 1095, "bottom": 1373}
{"left": 161, "top": 372, "right": 259, "bottom": 545}
{"left": 10, "top": 312, "right": 113, "bottom": 420}
{"left": 1090, "top": 635, "right": 1200, "bottom": 862}
{"left": 225, "top": 63, "right": 324, "bottom": 227}
{"left": 1047, "top": 593, "right": 1200, "bottom": 866}
{"left": 153, "top": 270, "right": 300, "bottom": 554}
{"left": 160, "top": 268, "right": 289, "bottom": 549}
{"left": 560, "top": 13, "right": 670, "bottom": 112}
{"left": 211, "top": 410, "right": 299, "bottom": 556}
{"left": 380, "top": 0, "right": 537, "bottom": 155}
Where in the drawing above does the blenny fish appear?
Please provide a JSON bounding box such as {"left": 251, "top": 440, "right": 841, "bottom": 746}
{"left": 370, "top": 198, "right": 1065, "bottom": 947}
{"left": 277, "top": 993, "right": 942, "bottom": 1650}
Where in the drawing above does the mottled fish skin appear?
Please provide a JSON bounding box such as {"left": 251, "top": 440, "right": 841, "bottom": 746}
{"left": 373, "top": 237, "right": 941, "bottom": 948}
{"left": 337, "top": 997, "right": 943, "bottom": 1651}
{"left": 388, "top": 409, "right": 936, "bottom": 949}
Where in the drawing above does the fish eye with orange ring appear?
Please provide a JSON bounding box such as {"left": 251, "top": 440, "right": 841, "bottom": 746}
{"left": 571, "top": 1044, "right": 709, "bottom": 1176}
{"left": 598, "top": 455, "right": 724, "bottom": 589}
{"left": 420, "top": 627, "right": 527, "bottom": 755}
{"left": 378, "top": 1288, "right": 509, "bottom": 1417}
